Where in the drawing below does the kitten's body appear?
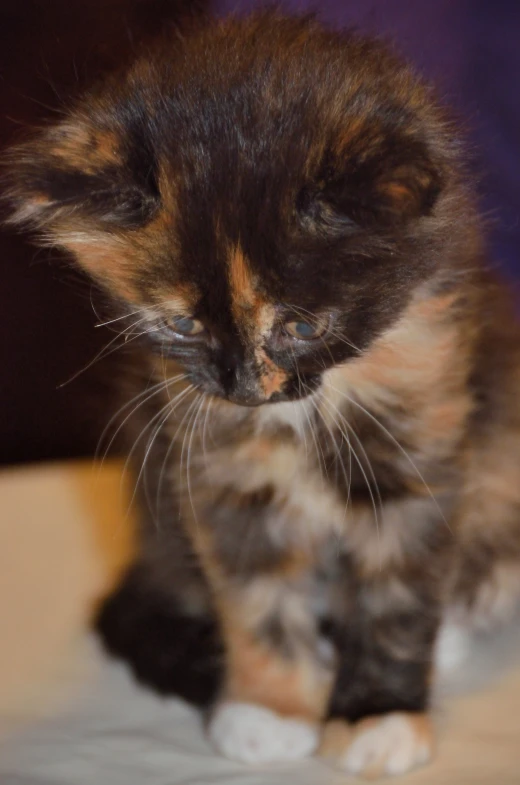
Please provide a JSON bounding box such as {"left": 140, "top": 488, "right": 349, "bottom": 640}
{"left": 7, "top": 12, "right": 520, "bottom": 777}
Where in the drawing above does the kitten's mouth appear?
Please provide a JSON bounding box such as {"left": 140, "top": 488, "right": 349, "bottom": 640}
{"left": 222, "top": 384, "right": 317, "bottom": 408}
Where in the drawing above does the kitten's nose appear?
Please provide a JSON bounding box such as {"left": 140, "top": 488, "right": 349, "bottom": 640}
{"left": 219, "top": 352, "right": 241, "bottom": 392}
{"left": 220, "top": 353, "right": 266, "bottom": 406}
{"left": 225, "top": 370, "right": 266, "bottom": 406}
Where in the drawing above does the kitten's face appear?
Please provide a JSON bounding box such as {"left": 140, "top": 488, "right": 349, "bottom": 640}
{"left": 7, "top": 13, "right": 454, "bottom": 407}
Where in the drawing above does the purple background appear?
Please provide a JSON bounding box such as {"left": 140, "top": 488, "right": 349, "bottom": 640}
{"left": 213, "top": 0, "right": 520, "bottom": 281}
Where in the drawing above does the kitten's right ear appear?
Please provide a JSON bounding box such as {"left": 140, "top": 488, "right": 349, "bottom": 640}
{"left": 4, "top": 112, "right": 160, "bottom": 235}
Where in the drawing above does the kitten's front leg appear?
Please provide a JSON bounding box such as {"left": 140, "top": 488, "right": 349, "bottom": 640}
{"left": 207, "top": 575, "right": 333, "bottom": 764}
{"left": 320, "top": 573, "right": 442, "bottom": 778}
{"left": 182, "top": 433, "right": 340, "bottom": 764}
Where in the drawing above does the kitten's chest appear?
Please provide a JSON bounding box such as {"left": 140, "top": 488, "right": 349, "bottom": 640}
{"left": 169, "top": 387, "right": 414, "bottom": 517}
{"left": 169, "top": 391, "right": 446, "bottom": 584}
{"left": 175, "top": 397, "right": 348, "bottom": 551}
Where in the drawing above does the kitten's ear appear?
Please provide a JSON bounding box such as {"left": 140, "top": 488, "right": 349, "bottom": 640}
{"left": 301, "top": 136, "right": 443, "bottom": 231}
{"left": 5, "top": 113, "right": 160, "bottom": 234}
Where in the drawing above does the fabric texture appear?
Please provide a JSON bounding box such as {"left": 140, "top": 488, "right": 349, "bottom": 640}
{"left": 1, "top": 462, "right": 520, "bottom": 784}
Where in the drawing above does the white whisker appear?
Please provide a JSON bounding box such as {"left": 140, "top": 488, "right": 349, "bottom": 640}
{"left": 327, "top": 384, "right": 451, "bottom": 533}
{"left": 157, "top": 391, "right": 200, "bottom": 524}
{"left": 124, "top": 383, "right": 194, "bottom": 518}
{"left": 319, "top": 394, "right": 383, "bottom": 569}
{"left": 95, "top": 373, "right": 186, "bottom": 467}
{"left": 201, "top": 396, "right": 214, "bottom": 471}
{"left": 185, "top": 394, "right": 207, "bottom": 530}
{"left": 308, "top": 391, "right": 350, "bottom": 506}
{"left": 58, "top": 314, "right": 155, "bottom": 388}
{"left": 95, "top": 306, "right": 153, "bottom": 329}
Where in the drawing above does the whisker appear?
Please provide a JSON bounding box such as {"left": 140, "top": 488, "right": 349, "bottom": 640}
{"left": 286, "top": 338, "right": 327, "bottom": 471}
{"left": 306, "top": 392, "right": 352, "bottom": 554}
{"left": 94, "top": 306, "right": 153, "bottom": 329}
{"left": 327, "top": 383, "right": 452, "bottom": 533}
{"left": 185, "top": 394, "right": 207, "bottom": 530}
{"left": 201, "top": 396, "right": 213, "bottom": 471}
{"left": 177, "top": 393, "right": 204, "bottom": 526}
{"left": 57, "top": 314, "right": 154, "bottom": 388}
{"left": 288, "top": 342, "right": 309, "bottom": 457}
{"left": 319, "top": 394, "right": 383, "bottom": 569}
{"left": 95, "top": 373, "right": 186, "bottom": 467}
{"left": 308, "top": 390, "right": 350, "bottom": 504}
{"left": 301, "top": 395, "right": 326, "bottom": 473}
{"left": 128, "top": 400, "right": 177, "bottom": 516}
{"left": 156, "top": 390, "right": 200, "bottom": 525}
{"left": 139, "top": 383, "right": 195, "bottom": 504}
{"left": 124, "top": 383, "right": 195, "bottom": 517}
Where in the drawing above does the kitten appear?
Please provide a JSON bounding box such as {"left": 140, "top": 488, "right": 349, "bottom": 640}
{"left": 6, "top": 11, "right": 520, "bottom": 777}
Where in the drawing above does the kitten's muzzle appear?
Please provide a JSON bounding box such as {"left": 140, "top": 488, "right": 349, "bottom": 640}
{"left": 219, "top": 353, "right": 315, "bottom": 406}
{"left": 224, "top": 384, "right": 312, "bottom": 407}
{"left": 225, "top": 391, "right": 270, "bottom": 407}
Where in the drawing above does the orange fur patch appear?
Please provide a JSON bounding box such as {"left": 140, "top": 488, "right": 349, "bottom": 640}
{"left": 223, "top": 621, "right": 330, "bottom": 722}
{"left": 50, "top": 122, "right": 122, "bottom": 173}
{"left": 324, "top": 288, "right": 473, "bottom": 458}
{"left": 256, "top": 348, "right": 287, "bottom": 398}
{"left": 180, "top": 506, "right": 331, "bottom": 723}
{"left": 229, "top": 245, "right": 257, "bottom": 313}
{"left": 92, "top": 128, "right": 122, "bottom": 167}
{"left": 160, "top": 283, "right": 199, "bottom": 318}
{"left": 228, "top": 245, "right": 277, "bottom": 334}
{"left": 227, "top": 245, "right": 284, "bottom": 398}
{"left": 56, "top": 232, "right": 143, "bottom": 301}
{"left": 340, "top": 292, "right": 463, "bottom": 394}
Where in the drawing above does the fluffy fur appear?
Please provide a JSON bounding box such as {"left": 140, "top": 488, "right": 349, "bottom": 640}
{"left": 6, "top": 11, "right": 520, "bottom": 776}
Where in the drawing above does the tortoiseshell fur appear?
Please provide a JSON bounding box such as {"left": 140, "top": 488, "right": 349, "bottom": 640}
{"left": 7, "top": 12, "right": 520, "bottom": 777}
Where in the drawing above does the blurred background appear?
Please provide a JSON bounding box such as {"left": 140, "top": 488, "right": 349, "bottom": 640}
{"left": 1, "top": 0, "right": 519, "bottom": 466}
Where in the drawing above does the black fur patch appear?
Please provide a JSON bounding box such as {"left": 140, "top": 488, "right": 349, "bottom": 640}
{"left": 96, "top": 566, "right": 223, "bottom": 707}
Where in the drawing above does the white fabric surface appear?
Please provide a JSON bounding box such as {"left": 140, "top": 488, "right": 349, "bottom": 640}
{"left": 3, "top": 628, "right": 520, "bottom": 785}
{"left": 0, "top": 637, "right": 332, "bottom": 785}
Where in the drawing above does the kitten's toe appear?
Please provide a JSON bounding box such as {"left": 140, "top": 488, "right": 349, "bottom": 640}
{"left": 208, "top": 701, "right": 319, "bottom": 764}
{"left": 320, "top": 712, "right": 433, "bottom": 778}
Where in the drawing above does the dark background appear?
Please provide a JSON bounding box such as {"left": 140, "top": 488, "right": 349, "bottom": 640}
{"left": 0, "top": 0, "right": 211, "bottom": 464}
{"left": 1, "top": 0, "right": 519, "bottom": 465}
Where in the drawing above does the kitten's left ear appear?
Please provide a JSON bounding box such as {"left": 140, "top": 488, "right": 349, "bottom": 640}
{"left": 4, "top": 109, "right": 160, "bottom": 234}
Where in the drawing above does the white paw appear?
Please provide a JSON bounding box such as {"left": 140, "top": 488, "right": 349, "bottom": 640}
{"left": 208, "top": 701, "right": 319, "bottom": 764}
{"left": 340, "top": 713, "right": 433, "bottom": 778}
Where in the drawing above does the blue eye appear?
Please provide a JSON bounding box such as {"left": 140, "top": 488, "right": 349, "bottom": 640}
{"left": 170, "top": 316, "right": 204, "bottom": 336}
{"left": 285, "top": 319, "right": 326, "bottom": 340}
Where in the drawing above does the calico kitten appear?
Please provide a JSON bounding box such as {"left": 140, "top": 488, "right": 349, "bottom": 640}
{"left": 6, "top": 11, "right": 520, "bottom": 778}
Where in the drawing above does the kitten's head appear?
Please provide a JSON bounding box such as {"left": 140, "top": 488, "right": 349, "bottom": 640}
{"left": 6, "top": 12, "right": 466, "bottom": 406}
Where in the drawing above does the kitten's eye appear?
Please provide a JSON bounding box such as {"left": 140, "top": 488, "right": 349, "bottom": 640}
{"left": 170, "top": 316, "right": 204, "bottom": 336}
{"left": 285, "top": 320, "right": 326, "bottom": 340}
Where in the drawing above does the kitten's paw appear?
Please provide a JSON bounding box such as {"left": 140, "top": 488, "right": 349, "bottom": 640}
{"left": 320, "top": 713, "right": 433, "bottom": 778}
{"left": 208, "top": 701, "right": 319, "bottom": 764}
